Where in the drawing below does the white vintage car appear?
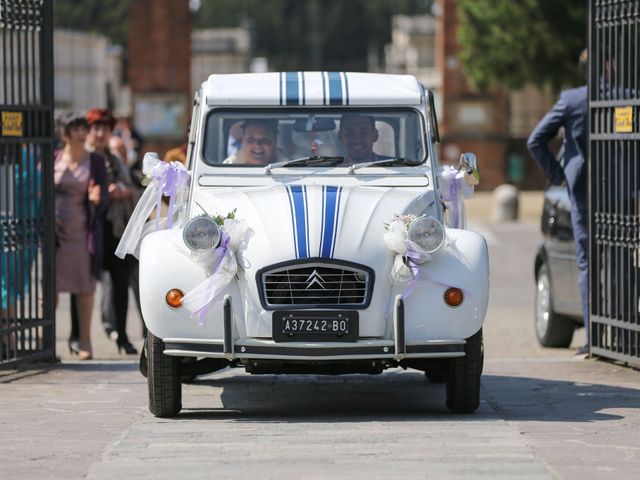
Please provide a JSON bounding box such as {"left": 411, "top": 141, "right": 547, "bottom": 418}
{"left": 126, "top": 72, "right": 489, "bottom": 417}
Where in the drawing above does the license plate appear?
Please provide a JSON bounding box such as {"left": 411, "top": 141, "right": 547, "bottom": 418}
{"left": 272, "top": 311, "right": 359, "bottom": 342}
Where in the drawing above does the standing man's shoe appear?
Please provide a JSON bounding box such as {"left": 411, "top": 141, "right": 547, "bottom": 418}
{"left": 574, "top": 344, "right": 589, "bottom": 357}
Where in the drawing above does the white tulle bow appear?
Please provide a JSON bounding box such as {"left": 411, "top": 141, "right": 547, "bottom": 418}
{"left": 181, "top": 218, "right": 254, "bottom": 326}
{"left": 115, "top": 153, "right": 190, "bottom": 259}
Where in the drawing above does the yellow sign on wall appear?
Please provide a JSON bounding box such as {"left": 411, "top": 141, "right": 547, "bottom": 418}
{"left": 615, "top": 106, "right": 633, "bottom": 133}
{"left": 1, "top": 111, "right": 23, "bottom": 137}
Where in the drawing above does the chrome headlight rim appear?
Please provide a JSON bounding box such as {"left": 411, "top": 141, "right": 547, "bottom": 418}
{"left": 182, "top": 215, "right": 221, "bottom": 252}
{"left": 407, "top": 215, "right": 445, "bottom": 254}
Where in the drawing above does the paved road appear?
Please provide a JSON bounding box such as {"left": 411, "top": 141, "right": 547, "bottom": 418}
{"left": 2, "top": 222, "right": 639, "bottom": 479}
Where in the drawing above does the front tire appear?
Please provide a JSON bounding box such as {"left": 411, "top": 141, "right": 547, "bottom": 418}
{"left": 535, "top": 263, "right": 575, "bottom": 348}
{"left": 446, "top": 328, "right": 483, "bottom": 413}
{"left": 147, "top": 332, "right": 181, "bottom": 417}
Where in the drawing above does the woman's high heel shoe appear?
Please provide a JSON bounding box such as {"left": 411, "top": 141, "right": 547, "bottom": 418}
{"left": 117, "top": 339, "right": 138, "bottom": 355}
{"left": 68, "top": 338, "right": 80, "bottom": 355}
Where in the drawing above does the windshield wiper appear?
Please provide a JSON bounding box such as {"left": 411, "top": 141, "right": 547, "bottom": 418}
{"left": 348, "top": 157, "right": 423, "bottom": 174}
{"left": 264, "top": 155, "right": 344, "bottom": 175}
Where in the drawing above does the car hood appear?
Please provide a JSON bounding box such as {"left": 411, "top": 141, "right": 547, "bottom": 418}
{"left": 190, "top": 184, "right": 437, "bottom": 270}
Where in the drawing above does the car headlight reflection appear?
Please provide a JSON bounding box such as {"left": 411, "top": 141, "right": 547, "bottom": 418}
{"left": 408, "top": 215, "right": 445, "bottom": 253}
{"left": 183, "top": 216, "right": 221, "bottom": 251}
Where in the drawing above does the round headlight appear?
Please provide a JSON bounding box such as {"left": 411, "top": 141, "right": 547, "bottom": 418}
{"left": 408, "top": 215, "right": 445, "bottom": 253}
{"left": 183, "top": 216, "right": 221, "bottom": 251}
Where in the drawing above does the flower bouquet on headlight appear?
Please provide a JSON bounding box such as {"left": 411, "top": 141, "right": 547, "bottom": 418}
{"left": 181, "top": 209, "right": 253, "bottom": 325}
{"left": 384, "top": 214, "right": 445, "bottom": 284}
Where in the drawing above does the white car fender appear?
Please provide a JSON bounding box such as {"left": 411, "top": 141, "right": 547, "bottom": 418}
{"left": 138, "top": 229, "right": 246, "bottom": 340}
{"left": 402, "top": 228, "right": 489, "bottom": 341}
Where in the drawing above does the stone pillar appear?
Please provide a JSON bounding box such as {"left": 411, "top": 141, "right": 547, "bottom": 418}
{"left": 128, "top": 0, "right": 192, "bottom": 156}
{"left": 435, "top": 0, "right": 509, "bottom": 190}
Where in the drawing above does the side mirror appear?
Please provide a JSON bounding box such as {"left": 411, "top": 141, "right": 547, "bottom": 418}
{"left": 459, "top": 152, "right": 480, "bottom": 186}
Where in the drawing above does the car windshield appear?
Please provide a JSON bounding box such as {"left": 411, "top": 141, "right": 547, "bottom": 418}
{"left": 202, "top": 109, "right": 426, "bottom": 167}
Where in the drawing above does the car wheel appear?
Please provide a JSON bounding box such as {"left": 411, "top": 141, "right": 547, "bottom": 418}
{"left": 147, "top": 332, "right": 182, "bottom": 417}
{"left": 446, "top": 328, "right": 483, "bottom": 413}
{"left": 535, "top": 263, "right": 575, "bottom": 348}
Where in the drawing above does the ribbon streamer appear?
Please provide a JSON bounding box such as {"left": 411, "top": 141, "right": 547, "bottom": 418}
{"left": 115, "top": 153, "right": 190, "bottom": 259}
{"left": 401, "top": 240, "right": 428, "bottom": 298}
{"left": 182, "top": 231, "right": 233, "bottom": 327}
{"left": 181, "top": 218, "right": 254, "bottom": 327}
{"left": 438, "top": 165, "right": 474, "bottom": 229}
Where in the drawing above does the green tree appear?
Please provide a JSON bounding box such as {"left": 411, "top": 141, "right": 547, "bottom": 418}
{"left": 195, "top": 0, "right": 434, "bottom": 71}
{"left": 457, "top": 0, "right": 587, "bottom": 90}
{"left": 53, "top": 0, "right": 435, "bottom": 73}
{"left": 53, "top": 0, "right": 130, "bottom": 47}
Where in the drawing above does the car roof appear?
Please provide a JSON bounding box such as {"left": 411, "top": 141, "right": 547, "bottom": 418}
{"left": 203, "top": 72, "right": 423, "bottom": 107}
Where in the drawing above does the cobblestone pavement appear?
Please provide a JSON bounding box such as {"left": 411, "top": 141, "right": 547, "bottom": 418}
{"left": 1, "top": 221, "right": 639, "bottom": 479}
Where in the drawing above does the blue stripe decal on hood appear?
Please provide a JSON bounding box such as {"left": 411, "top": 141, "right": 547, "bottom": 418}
{"left": 285, "top": 186, "right": 299, "bottom": 258}
{"left": 319, "top": 186, "right": 342, "bottom": 258}
{"left": 302, "top": 185, "right": 310, "bottom": 256}
{"left": 328, "top": 71, "right": 342, "bottom": 105}
{"left": 330, "top": 187, "right": 343, "bottom": 258}
{"left": 287, "top": 185, "right": 309, "bottom": 258}
{"left": 286, "top": 71, "right": 299, "bottom": 106}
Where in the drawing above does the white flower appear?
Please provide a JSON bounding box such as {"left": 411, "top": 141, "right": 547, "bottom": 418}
{"left": 223, "top": 218, "right": 254, "bottom": 252}
{"left": 384, "top": 219, "right": 408, "bottom": 255}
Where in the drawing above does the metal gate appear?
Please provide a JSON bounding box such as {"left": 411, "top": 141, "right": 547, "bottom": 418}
{"left": 589, "top": 0, "right": 640, "bottom": 366}
{"left": 1, "top": 0, "right": 55, "bottom": 367}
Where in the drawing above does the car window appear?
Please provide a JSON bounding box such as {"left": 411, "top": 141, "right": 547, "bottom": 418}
{"left": 202, "top": 109, "right": 426, "bottom": 167}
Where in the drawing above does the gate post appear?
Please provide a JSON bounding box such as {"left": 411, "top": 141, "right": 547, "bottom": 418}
{"left": 588, "top": 0, "right": 640, "bottom": 367}
{"left": 0, "top": 0, "right": 56, "bottom": 367}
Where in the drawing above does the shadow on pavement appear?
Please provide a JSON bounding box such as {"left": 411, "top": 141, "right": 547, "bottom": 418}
{"left": 482, "top": 374, "right": 640, "bottom": 422}
{"left": 0, "top": 360, "right": 139, "bottom": 383}
{"left": 174, "top": 371, "right": 640, "bottom": 423}
{"left": 181, "top": 370, "right": 453, "bottom": 421}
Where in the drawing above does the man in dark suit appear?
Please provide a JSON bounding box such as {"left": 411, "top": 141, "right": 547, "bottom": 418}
{"left": 527, "top": 50, "right": 589, "bottom": 354}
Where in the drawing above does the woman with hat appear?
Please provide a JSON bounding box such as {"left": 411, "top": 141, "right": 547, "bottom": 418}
{"left": 54, "top": 112, "right": 108, "bottom": 360}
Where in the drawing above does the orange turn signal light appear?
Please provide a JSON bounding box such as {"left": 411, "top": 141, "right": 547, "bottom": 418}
{"left": 444, "top": 287, "right": 464, "bottom": 307}
{"left": 166, "top": 289, "right": 184, "bottom": 308}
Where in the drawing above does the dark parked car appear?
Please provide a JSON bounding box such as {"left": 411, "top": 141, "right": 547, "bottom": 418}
{"left": 534, "top": 186, "right": 583, "bottom": 347}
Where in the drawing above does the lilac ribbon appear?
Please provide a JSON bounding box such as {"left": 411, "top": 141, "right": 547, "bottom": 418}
{"left": 440, "top": 175, "right": 461, "bottom": 228}
{"left": 152, "top": 162, "right": 190, "bottom": 229}
{"left": 439, "top": 166, "right": 475, "bottom": 229}
{"left": 166, "top": 167, "right": 190, "bottom": 228}
{"left": 402, "top": 242, "right": 422, "bottom": 299}
{"left": 115, "top": 154, "right": 191, "bottom": 260}
{"left": 196, "top": 231, "right": 230, "bottom": 327}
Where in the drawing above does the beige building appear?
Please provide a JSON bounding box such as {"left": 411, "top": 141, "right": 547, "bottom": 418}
{"left": 53, "top": 29, "right": 123, "bottom": 112}
{"left": 384, "top": 15, "right": 439, "bottom": 92}
{"left": 191, "top": 27, "right": 252, "bottom": 94}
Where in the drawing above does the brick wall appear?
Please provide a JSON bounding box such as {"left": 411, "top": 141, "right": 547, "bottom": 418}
{"left": 436, "top": 0, "right": 510, "bottom": 190}
{"left": 129, "top": 0, "right": 192, "bottom": 156}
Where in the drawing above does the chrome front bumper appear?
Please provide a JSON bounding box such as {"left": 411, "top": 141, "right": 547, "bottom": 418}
{"left": 163, "top": 295, "right": 466, "bottom": 361}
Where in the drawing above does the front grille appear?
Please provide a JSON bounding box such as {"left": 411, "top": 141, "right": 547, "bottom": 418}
{"left": 260, "top": 261, "right": 372, "bottom": 307}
